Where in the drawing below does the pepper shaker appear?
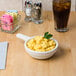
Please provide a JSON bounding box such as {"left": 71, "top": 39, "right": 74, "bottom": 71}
{"left": 24, "top": 0, "right": 32, "bottom": 22}
{"left": 32, "top": 1, "right": 43, "bottom": 24}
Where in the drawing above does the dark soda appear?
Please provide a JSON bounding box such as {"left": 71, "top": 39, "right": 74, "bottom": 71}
{"left": 53, "top": 0, "right": 71, "bottom": 32}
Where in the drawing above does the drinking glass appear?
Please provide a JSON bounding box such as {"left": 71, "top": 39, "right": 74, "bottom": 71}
{"left": 53, "top": 0, "right": 71, "bottom": 32}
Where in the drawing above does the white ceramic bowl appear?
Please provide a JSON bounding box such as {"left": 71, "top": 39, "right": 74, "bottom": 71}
{"left": 16, "top": 33, "right": 58, "bottom": 59}
{"left": 24, "top": 38, "right": 58, "bottom": 59}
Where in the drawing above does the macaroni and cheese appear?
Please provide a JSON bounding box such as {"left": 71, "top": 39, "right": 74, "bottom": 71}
{"left": 27, "top": 36, "right": 56, "bottom": 52}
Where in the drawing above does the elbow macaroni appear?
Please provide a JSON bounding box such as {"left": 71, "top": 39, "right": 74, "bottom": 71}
{"left": 27, "top": 36, "right": 56, "bottom": 52}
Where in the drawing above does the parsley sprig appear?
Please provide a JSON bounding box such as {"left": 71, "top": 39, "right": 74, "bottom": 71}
{"left": 44, "top": 32, "right": 53, "bottom": 39}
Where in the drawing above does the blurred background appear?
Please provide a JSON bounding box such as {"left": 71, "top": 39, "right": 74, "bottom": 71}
{"left": 0, "top": 0, "right": 76, "bottom": 11}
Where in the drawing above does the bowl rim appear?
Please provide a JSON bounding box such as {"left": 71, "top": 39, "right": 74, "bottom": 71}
{"left": 24, "top": 37, "right": 58, "bottom": 54}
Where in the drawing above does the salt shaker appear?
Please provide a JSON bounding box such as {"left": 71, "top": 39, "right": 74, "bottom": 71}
{"left": 32, "top": 1, "right": 43, "bottom": 24}
{"left": 24, "top": 0, "right": 32, "bottom": 21}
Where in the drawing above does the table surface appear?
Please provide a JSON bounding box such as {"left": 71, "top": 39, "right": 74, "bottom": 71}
{"left": 0, "top": 11, "right": 76, "bottom": 76}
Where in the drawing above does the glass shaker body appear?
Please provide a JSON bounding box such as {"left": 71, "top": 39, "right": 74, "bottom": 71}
{"left": 24, "top": 1, "right": 32, "bottom": 22}
{"left": 32, "top": 1, "right": 43, "bottom": 24}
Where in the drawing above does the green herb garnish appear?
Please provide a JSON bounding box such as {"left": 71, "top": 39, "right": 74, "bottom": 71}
{"left": 44, "top": 32, "right": 53, "bottom": 39}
